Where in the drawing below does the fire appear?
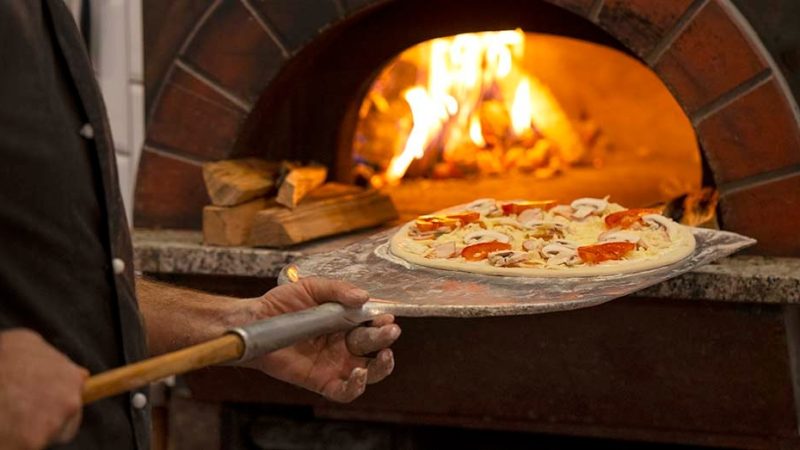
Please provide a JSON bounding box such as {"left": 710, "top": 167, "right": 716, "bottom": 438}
{"left": 356, "top": 29, "right": 586, "bottom": 186}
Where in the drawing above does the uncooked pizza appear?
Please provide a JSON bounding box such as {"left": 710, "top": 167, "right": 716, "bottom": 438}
{"left": 389, "top": 197, "right": 696, "bottom": 277}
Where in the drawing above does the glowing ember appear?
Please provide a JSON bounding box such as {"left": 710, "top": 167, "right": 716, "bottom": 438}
{"left": 354, "top": 29, "right": 587, "bottom": 186}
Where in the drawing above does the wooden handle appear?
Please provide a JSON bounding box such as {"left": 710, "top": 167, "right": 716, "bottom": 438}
{"left": 82, "top": 333, "right": 244, "bottom": 404}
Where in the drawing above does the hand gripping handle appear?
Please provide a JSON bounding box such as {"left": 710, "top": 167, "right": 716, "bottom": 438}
{"left": 82, "top": 303, "right": 376, "bottom": 404}
{"left": 227, "top": 302, "right": 377, "bottom": 362}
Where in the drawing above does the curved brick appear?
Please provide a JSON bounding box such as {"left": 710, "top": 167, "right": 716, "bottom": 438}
{"left": 248, "top": 0, "right": 339, "bottom": 52}
{"left": 143, "top": 0, "right": 215, "bottom": 106}
{"left": 146, "top": 66, "right": 245, "bottom": 160}
{"left": 654, "top": 0, "right": 769, "bottom": 114}
{"left": 183, "top": 0, "right": 286, "bottom": 104}
{"left": 698, "top": 79, "right": 800, "bottom": 184}
{"left": 134, "top": 149, "right": 209, "bottom": 229}
{"left": 720, "top": 175, "right": 800, "bottom": 256}
{"left": 598, "top": 0, "right": 693, "bottom": 58}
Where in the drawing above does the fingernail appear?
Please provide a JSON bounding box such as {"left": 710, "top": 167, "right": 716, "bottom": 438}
{"left": 346, "top": 288, "right": 369, "bottom": 302}
{"left": 388, "top": 325, "right": 401, "bottom": 339}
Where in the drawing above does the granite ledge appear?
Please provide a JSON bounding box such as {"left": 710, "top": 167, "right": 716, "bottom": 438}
{"left": 133, "top": 229, "right": 800, "bottom": 305}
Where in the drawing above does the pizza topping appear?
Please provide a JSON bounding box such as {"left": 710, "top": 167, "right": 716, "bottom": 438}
{"left": 491, "top": 217, "right": 525, "bottom": 229}
{"left": 488, "top": 250, "right": 530, "bottom": 267}
{"left": 501, "top": 200, "right": 556, "bottom": 215}
{"left": 463, "top": 230, "right": 511, "bottom": 245}
{"left": 518, "top": 207, "right": 544, "bottom": 224}
{"left": 522, "top": 238, "right": 544, "bottom": 252}
{"left": 429, "top": 241, "right": 458, "bottom": 259}
{"left": 598, "top": 230, "right": 641, "bottom": 245}
{"left": 577, "top": 242, "right": 636, "bottom": 264}
{"left": 466, "top": 198, "right": 501, "bottom": 216}
{"left": 446, "top": 211, "right": 481, "bottom": 225}
{"left": 525, "top": 222, "right": 566, "bottom": 240}
{"left": 462, "top": 241, "right": 512, "bottom": 261}
{"left": 414, "top": 216, "right": 460, "bottom": 233}
{"left": 542, "top": 243, "right": 579, "bottom": 266}
{"left": 571, "top": 197, "right": 609, "bottom": 220}
{"left": 642, "top": 214, "right": 678, "bottom": 238}
{"left": 604, "top": 208, "right": 659, "bottom": 229}
{"left": 550, "top": 204, "right": 574, "bottom": 219}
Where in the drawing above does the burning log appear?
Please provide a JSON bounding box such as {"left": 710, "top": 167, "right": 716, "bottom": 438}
{"left": 202, "top": 158, "right": 279, "bottom": 206}
{"left": 276, "top": 163, "right": 328, "bottom": 208}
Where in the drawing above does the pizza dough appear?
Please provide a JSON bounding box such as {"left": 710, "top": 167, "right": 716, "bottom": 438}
{"left": 389, "top": 198, "right": 696, "bottom": 277}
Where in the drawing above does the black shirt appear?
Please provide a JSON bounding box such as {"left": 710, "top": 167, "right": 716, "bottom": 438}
{"left": 0, "top": 1, "right": 148, "bottom": 449}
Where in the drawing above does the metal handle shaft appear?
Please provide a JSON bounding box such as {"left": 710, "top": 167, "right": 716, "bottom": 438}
{"left": 228, "top": 302, "right": 376, "bottom": 362}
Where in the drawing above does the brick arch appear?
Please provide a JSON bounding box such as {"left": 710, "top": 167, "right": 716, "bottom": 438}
{"left": 135, "top": 0, "right": 800, "bottom": 256}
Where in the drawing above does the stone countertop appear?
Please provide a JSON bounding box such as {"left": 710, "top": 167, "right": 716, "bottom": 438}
{"left": 133, "top": 229, "right": 800, "bottom": 305}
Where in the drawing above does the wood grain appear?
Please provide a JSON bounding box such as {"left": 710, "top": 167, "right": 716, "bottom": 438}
{"left": 202, "top": 197, "right": 274, "bottom": 246}
{"left": 276, "top": 165, "right": 327, "bottom": 208}
{"left": 82, "top": 334, "right": 244, "bottom": 404}
{"left": 202, "top": 158, "right": 278, "bottom": 206}
{"left": 250, "top": 189, "right": 398, "bottom": 247}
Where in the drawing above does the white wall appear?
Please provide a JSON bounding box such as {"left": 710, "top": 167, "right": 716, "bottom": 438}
{"left": 90, "top": 0, "right": 145, "bottom": 222}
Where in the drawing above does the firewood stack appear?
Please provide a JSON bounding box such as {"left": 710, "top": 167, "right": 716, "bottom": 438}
{"left": 201, "top": 159, "right": 398, "bottom": 247}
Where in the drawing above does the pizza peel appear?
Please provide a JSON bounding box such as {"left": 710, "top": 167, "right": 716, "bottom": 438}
{"left": 81, "top": 226, "right": 753, "bottom": 405}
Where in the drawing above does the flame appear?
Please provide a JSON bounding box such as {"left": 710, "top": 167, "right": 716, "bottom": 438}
{"left": 364, "top": 29, "right": 585, "bottom": 184}
{"left": 511, "top": 78, "right": 532, "bottom": 136}
{"left": 385, "top": 87, "right": 448, "bottom": 183}
{"left": 469, "top": 115, "right": 486, "bottom": 147}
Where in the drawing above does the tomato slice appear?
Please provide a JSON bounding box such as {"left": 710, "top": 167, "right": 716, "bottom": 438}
{"left": 461, "top": 241, "right": 512, "bottom": 261}
{"left": 415, "top": 216, "right": 460, "bottom": 232}
{"left": 501, "top": 200, "right": 557, "bottom": 215}
{"left": 446, "top": 211, "right": 481, "bottom": 225}
{"left": 577, "top": 242, "right": 636, "bottom": 264}
{"left": 604, "top": 208, "right": 660, "bottom": 229}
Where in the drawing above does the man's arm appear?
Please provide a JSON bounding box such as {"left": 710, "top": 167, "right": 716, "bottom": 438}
{"left": 135, "top": 277, "right": 400, "bottom": 402}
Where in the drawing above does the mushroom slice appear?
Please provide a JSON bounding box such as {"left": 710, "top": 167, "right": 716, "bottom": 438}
{"left": 488, "top": 250, "right": 530, "bottom": 267}
{"left": 552, "top": 239, "right": 578, "bottom": 249}
{"left": 642, "top": 214, "right": 678, "bottom": 238}
{"left": 518, "top": 208, "right": 544, "bottom": 224}
{"left": 570, "top": 197, "right": 609, "bottom": 219}
{"left": 598, "top": 230, "right": 641, "bottom": 245}
{"left": 491, "top": 217, "right": 525, "bottom": 229}
{"left": 542, "top": 242, "right": 579, "bottom": 266}
{"left": 525, "top": 221, "right": 566, "bottom": 240}
{"left": 463, "top": 230, "right": 511, "bottom": 245}
{"left": 409, "top": 229, "right": 440, "bottom": 240}
{"left": 522, "top": 239, "right": 543, "bottom": 252}
{"left": 550, "top": 204, "right": 574, "bottom": 219}
{"left": 428, "top": 241, "right": 457, "bottom": 259}
{"left": 466, "top": 198, "right": 500, "bottom": 216}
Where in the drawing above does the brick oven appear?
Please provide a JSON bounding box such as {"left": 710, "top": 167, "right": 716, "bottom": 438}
{"left": 136, "top": 1, "right": 800, "bottom": 448}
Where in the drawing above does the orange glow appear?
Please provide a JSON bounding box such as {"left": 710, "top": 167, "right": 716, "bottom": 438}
{"left": 360, "top": 29, "right": 586, "bottom": 185}
{"left": 510, "top": 78, "right": 532, "bottom": 136}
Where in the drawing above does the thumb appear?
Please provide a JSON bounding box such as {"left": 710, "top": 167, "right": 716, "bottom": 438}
{"left": 298, "top": 277, "right": 369, "bottom": 307}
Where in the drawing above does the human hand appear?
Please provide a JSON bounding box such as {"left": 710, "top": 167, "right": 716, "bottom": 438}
{"left": 0, "top": 329, "right": 88, "bottom": 450}
{"left": 241, "top": 278, "right": 400, "bottom": 402}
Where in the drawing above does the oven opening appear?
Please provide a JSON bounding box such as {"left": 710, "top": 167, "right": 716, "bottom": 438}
{"left": 349, "top": 31, "right": 702, "bottom": 219}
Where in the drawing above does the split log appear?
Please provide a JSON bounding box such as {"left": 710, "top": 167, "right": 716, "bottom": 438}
{"left": 202, "top": 158, "right": 279, "bottom": 206}
{"left": 249, "top": 190, "right": 398, "bottom": 247}
{"left": 202, "top": 197, "right": 274, "bottom": 246}
{"left": 275, "top": 165, "right": 328, "bottom": 208}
